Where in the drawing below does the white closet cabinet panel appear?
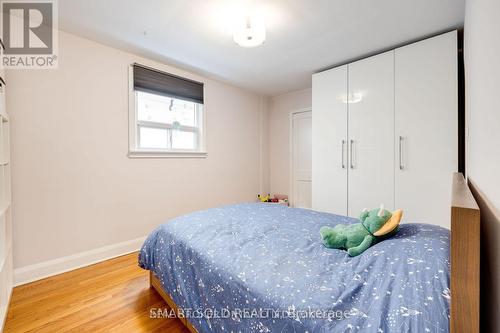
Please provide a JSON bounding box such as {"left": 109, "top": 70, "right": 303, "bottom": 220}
{"left": 395, "top": 31, "right": 457, "bottom": 228}
{"left": 312, "top": 65, "right": 348, "bottom": 214}
{"left": 347, "top": 51, "right": 395, "bottom": 217}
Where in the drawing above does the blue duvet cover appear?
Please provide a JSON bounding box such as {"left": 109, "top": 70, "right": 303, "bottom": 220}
{"left": 139, "top": 203, "right": 450, "bottom": 332}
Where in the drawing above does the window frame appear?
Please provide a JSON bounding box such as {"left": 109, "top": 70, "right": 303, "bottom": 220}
{"left": 128, "top": 65, "right": 207, "bottom": 158}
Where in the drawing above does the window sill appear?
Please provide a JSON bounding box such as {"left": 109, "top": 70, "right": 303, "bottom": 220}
{"left": 128, "top": 150, "right": 207, "bottom": 159}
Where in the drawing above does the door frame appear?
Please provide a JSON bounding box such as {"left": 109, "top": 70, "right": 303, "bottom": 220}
{"left": 289, "top": 108, "right": 312, "bottom": 208}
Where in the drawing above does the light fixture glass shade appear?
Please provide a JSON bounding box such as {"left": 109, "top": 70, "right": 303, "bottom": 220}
{"left": 233, "top": 16, "right": 266, "bottom": 47}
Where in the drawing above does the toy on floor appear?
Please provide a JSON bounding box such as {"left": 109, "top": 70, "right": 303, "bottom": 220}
{"left": 257, "top": 194, "right": 271, "bottom": 202}
{"left": 257, "top": 194, "right": 289, "bottom": 205}
{"left": 319, "top": 205, "right": 403, "bottom": 256}
{"left": 274, "top": 194, "right": 288, "bottom": 205}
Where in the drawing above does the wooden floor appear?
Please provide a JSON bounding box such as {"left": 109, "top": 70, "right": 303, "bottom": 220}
{"left": 4, "top": 253, "right": 190, "bottom": 333}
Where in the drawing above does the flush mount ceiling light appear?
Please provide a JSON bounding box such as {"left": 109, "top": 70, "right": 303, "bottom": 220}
{"left": 233, "top": 15, "right": 266, "bottom": 47}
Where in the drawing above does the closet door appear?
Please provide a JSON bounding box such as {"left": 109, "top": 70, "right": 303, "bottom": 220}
{"left": 395, "top": 31, "right": 457, "bottom": 228}
{"left": 312, "top": 66, "right": 348, "bottom": 214}
{"left": 347, "top": 51, "right": 395, "bottom": 217}
{"left": 292, "top": 111, "right": 312, "bottom": 209}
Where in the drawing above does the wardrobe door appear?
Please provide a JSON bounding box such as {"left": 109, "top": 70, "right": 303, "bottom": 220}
{"left": 347, "top": 51, "right": 395, "bottom": 217}
{"left": 312, "top": 66, "right": 348, "bottom": 214}
{"left": 395, "top": 31, "right": 457, "bottom": 228}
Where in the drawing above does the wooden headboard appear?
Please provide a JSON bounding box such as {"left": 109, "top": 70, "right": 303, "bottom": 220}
{"left": 450, "top": 172, "right": 480, "bottom": 333}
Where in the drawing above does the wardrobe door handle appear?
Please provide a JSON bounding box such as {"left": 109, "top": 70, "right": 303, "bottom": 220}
{"left": 341, "top": 140, "right": 346, "bottom": 169}
{"left": 350, "top": 139, "right": 355, "bottom": 169}
{"left": 399, "top": 136, "right": 405, "bottom": 170}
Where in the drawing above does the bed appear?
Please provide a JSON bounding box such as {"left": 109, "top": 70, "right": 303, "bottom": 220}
{"left": 139, "top": 173, "right": 479, "bottom": 333}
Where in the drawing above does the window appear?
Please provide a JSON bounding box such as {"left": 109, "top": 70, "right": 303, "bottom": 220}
{"left": 129, "top": 64, "right": 206, "bottom": 157}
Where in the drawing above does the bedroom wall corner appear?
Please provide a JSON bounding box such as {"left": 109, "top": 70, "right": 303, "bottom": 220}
{"left": 259, "top": 96, "right": 271, "bottom": 196}
{"left": 464, "top": 0, "right": 500, "bottom": 331}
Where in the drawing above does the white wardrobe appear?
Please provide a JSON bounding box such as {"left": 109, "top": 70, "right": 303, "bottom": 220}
{"left": 312, "top": 31, "right": 457, "bottom": 228}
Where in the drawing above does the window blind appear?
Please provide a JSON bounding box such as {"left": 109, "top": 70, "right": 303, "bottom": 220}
{"left": 133, "top": 64, "right": 204, "bottom": 104}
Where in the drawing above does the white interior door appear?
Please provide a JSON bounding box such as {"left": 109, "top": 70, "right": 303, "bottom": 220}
{"left": 292, "top": 111, "right": 312, "bottom": 209}
{"left": 395, "top": 31, "right": 457, "bottom": 228}
{"left": 312, "top": 66, "right": 348, "bottom": 214}
{"left": 348, "top": 51, "right": 395, "bottom": 217}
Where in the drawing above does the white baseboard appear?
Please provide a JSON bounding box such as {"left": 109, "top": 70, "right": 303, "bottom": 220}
{"left": 14, "top": 236, "right": 146, "bottom": 286}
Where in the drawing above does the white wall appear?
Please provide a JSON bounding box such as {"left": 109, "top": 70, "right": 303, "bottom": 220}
{"left": 464, "top": 0, "right": 500, "bottom": 331}
{"left": 259, "top": 98, "right": 270, "bottom": 195}
{"left": 7, "top": 31, "right": 269, "bottom": 281}
{"left": 269, "top": 88, "right": 311, "bottom": 196}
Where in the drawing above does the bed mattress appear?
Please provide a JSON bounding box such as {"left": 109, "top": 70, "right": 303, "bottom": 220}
{"left": 139, "top": 203, "right": 450, "bottom": 332}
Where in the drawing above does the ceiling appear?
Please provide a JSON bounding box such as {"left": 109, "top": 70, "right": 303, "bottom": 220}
{"left": 59, "top": 0, "right": 465, "bottom": 97}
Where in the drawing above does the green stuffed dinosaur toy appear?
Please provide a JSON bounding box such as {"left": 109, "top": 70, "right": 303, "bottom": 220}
{"left": 320, "top": 205, "right": 403, "bottom": 256}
